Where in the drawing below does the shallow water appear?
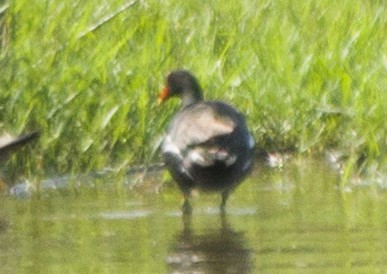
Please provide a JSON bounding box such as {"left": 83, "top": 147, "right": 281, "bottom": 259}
{"left": 1, "top": 158, "right": 387, "bottom": 273}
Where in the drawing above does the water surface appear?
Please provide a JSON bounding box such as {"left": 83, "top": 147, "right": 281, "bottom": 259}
{"left": 1, "top": 158, "right": 387, "bottom": 273}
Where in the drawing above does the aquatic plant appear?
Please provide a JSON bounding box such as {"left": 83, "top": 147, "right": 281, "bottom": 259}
{"left": 0, "top": 0, "right": 385, "bottom": 182}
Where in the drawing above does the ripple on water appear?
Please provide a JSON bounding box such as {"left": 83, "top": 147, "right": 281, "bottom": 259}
{"left": 98, "top": 210, "right": 152, "bottom": 220}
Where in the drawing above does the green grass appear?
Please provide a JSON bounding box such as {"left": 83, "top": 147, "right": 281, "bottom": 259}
{"left": 0, "top": 0, "right": 386, "bottom": 182}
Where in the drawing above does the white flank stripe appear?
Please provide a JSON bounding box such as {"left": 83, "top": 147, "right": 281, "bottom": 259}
{"left": 162, "top": 135, "right": 181, "bottom": 156}
{"left": 189, "top": 150, "right": 205, "bottom": 164}
{"left": 248, "top": 134, "right": 255, "bottom": 149}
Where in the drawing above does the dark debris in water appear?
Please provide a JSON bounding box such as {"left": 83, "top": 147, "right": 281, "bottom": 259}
{"left": 6, "top": 163, "right": 166, "bottom": 198}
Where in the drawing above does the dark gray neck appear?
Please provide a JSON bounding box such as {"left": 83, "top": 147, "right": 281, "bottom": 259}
{"left": 181, "top": 89, "right": 203, "bottom": 107}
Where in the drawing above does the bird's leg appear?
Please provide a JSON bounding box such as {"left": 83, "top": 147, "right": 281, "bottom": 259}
{"left": 220, "top": 191, "right": 229, "bottom": 215}
{"left": 182, "top": 194, "right": 193, "bottom": 216}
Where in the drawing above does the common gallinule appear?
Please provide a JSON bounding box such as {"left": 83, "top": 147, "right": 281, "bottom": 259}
{"left": 0, "top": 131, "right": 40, "bottom": 164}
{"left": 159, "top": 70, "right": 254, "bottom": 213}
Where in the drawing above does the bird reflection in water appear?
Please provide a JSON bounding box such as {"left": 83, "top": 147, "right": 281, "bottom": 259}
{"left": 167, "top": 213, "right": 253, "bottom": 273}
{"left": 0, "top": 217, "right": 8, "bottom": 233}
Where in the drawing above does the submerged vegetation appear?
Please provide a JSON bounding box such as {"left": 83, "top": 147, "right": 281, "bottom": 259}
{"left": 0, "top": 0, "right": 386, "bottom": 183}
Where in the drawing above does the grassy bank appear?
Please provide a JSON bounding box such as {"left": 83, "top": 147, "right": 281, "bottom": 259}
{"left": 0, "top": 0, "right": 386, "bottom": 182}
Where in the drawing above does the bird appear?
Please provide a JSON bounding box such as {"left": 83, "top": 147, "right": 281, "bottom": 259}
{"left": 159, "top": 70, "right": 254, "bottom": 214}
{"left": 0, "top": 131, "right": 39, "bottom": 190}
{"left": 0, "top": 131, "right": 40, "bottom": 164}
